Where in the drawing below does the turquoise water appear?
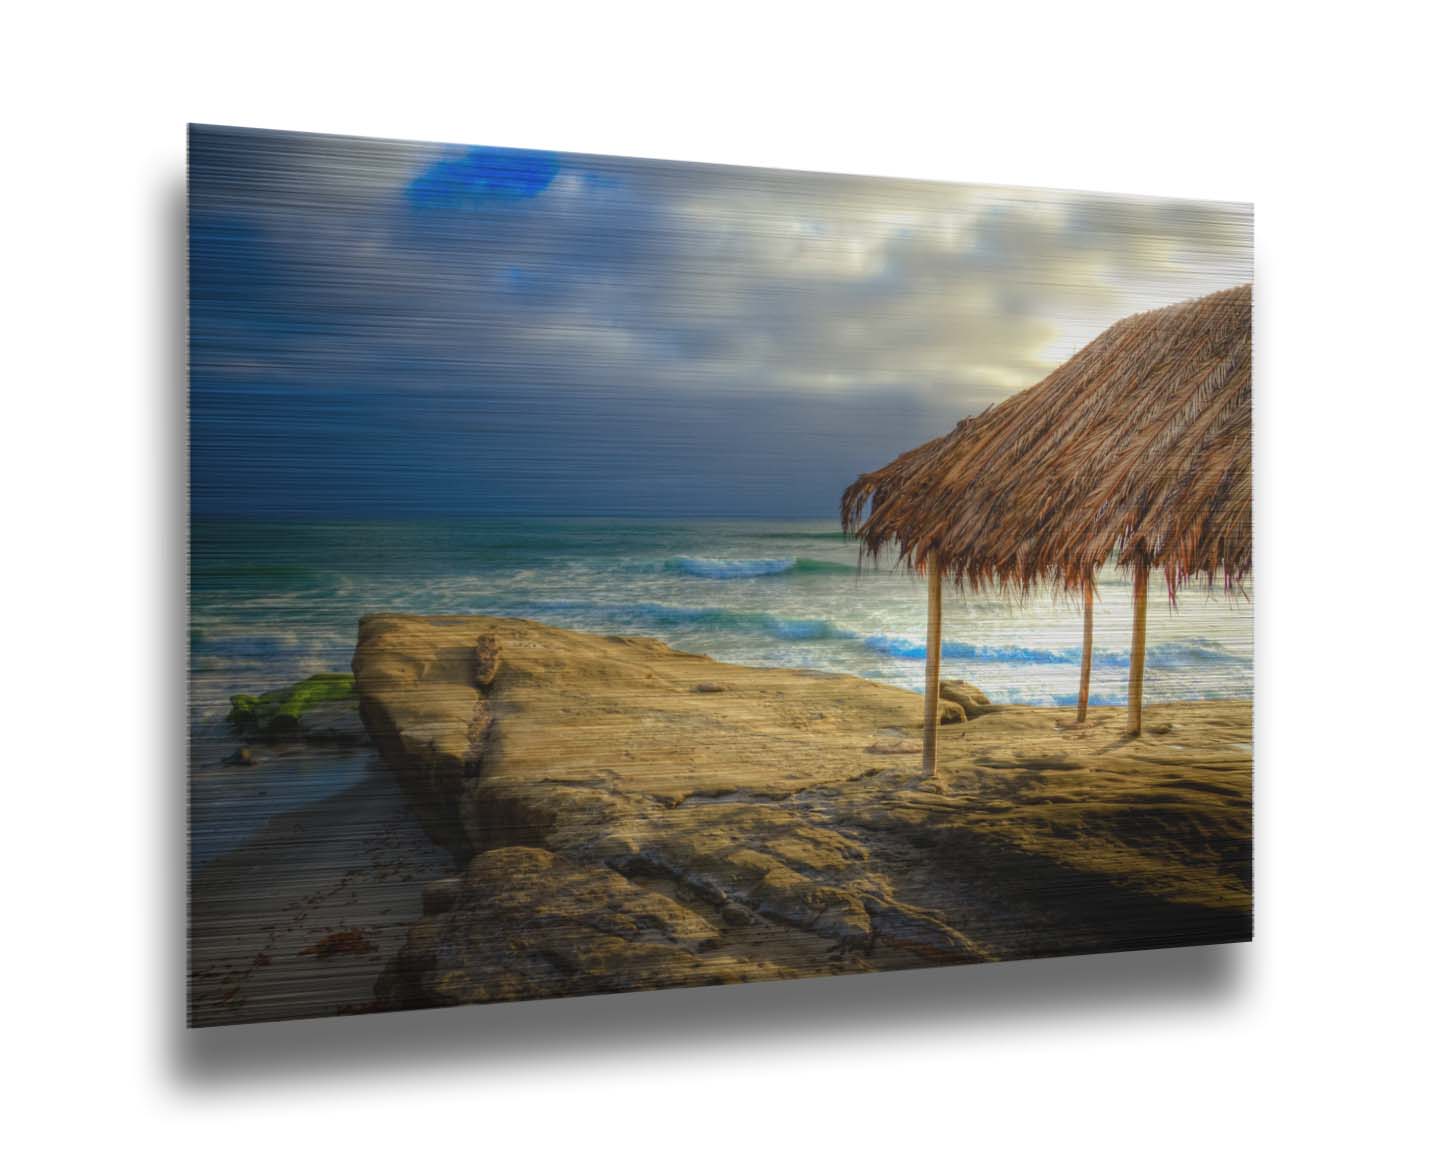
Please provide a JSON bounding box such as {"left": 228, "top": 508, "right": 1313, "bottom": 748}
{"left": 190, "top": 518, "right": 1252, "bottom": 716}
{"left": 189, "top": 518, "right": 1252, "bottom": 861}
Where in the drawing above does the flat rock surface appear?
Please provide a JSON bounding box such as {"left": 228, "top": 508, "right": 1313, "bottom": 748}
{"left": 358, "top": 615, "right": 1252, "bottom": 1010}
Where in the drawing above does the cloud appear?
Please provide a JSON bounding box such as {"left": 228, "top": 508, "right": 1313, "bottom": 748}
{"left": 188, "top": 126, "right": 1252, "bottom": 516}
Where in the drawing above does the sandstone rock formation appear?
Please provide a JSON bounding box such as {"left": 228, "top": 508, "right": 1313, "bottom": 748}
{"left": 355, "top": 615, "right": 1252, "bottom": 1008}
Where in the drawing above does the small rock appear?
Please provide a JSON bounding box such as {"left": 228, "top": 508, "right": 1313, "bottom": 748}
{"left": 300, "top": 929, "right": 373, "bottom": 959}
{"left": 223, "top": 745, "right": 256, "bottom": 767}
{"left": 721, "top": 903, "right": 753, "bottom": 926}
{"left": 422, "top": 877, "right": 463, "bottom": 916}
{"left": 939, "top": 701, "right": 967, "bottom": 725}
{"left": 693, "top": 682, "right": 726, "bottom": 693}
{"left": 940, "top": 679, "right": 995, "bottom": 717}
{"left": 474, "top": 636, "right": 502, "bottom": 688}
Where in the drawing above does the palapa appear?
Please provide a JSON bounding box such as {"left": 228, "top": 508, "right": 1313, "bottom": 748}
{"left": 842, "top": 284, "right": 1251, "bottom": 765}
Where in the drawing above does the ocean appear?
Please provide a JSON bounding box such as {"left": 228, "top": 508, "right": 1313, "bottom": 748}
{"left": 189, "top": 518, "right": 1252, "bottom": 863}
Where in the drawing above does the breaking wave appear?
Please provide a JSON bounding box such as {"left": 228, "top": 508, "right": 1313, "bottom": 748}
{"left": 863, "top": 635, "right": 1242, "bottom": 667}
{"left": 538, "top": 600, "right": 859, "bottom": 641}
{"left": 665, "top": 555, "right": 853, "bottom": 579}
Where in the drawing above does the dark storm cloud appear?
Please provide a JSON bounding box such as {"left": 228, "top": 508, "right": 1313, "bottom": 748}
{"left": 188, "top": 125, "right": 1252, "bottom": 518}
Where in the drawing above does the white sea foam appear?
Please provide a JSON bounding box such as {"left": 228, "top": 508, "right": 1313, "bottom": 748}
{"left": 190, "top": 518, "right": 1253, "bottom": 712}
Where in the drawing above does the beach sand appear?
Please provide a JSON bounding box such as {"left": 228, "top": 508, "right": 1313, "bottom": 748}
{"left": 188, "top": 763, "right": 451, "bottom": 1027}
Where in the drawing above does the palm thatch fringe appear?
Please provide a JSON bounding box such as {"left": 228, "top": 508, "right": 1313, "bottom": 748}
{"left": 842, "top": 284, "right": 1252, "bottom": 601}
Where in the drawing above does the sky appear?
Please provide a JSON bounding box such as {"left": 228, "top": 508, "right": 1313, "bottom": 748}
{"left": 189, "top": 125, "right": 1252, "bottom": 519}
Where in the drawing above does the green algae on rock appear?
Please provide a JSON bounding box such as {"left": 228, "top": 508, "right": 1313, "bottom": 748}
{"left": 227, "top": 672, "right": 363, "bottom": 741}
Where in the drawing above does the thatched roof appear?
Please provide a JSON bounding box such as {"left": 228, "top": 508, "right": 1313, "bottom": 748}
{"left": 842, "top": 284, "right": 1252, "bottom": 598}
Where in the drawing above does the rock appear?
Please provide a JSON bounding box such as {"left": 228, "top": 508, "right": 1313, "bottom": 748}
{"left": 720, "top": 902, "right": 753, "bottom": 926}
{"left": 225, "top": 694, "right": 263, "bottom": 730}
{"left": 226, "top": 673, "right": 367, "bottom": 744}
{"left": 352, "top": 613, "right": 930, "bottom": 857}
{"left": 353, "top": 617, "right": 495, "bottom": 859}
{"left": 300, "top": 928, "right": 373, "bottom": 959}
{"left": 940, "top": 679, "right": 997, "bottom": 718}
{"left": 223, "top": 745, "right": 256, "bottom": 766}
{"left": 461, "top": 696, "right": 494, "bottom": 780}
{"left": 939, "top": 701, "right": 967, "bottom": 725}
{"left": 357, "top": 615, "right": 1251, "bottom": 1011}
{"left": 379, "top": 847, "right": 770, "bottom": 1008}
{"left": 265, "top": 712, "right": 303, "bottom": 737}
{"left": 421, "top": 877, "right": 463, "bottom": 915}
{"left": 473, "top": 636, "right": 501, "bottom": 688}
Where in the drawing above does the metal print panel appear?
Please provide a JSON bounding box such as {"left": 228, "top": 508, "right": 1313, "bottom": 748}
{"left": 187, "top": 124, "right": 1253, "bottom": 1027}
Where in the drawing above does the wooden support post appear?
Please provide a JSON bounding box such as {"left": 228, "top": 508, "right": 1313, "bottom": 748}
{"left": 922, "top": 562, "right": 943, "bottom": 777}
{"left": 1126, "top": 561, "right": 1149, "bottom": 736}
{"left": 1077, "top": 576, "right": 1094, "bottom": 723}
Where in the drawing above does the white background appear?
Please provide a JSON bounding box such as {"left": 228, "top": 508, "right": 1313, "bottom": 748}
{"left": 4, "top": 1, "right": 1437, "bottom": 1146}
